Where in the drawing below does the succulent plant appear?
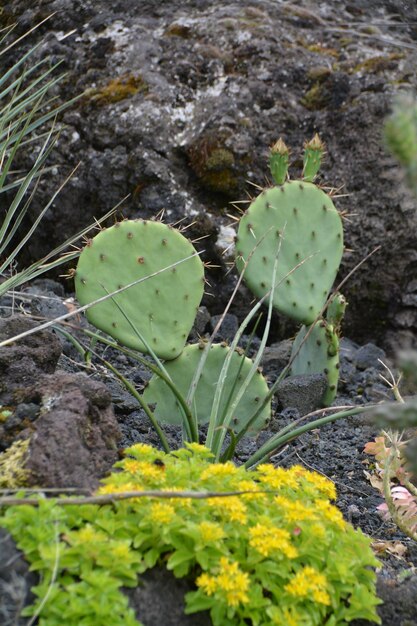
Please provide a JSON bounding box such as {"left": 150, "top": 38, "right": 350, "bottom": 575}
{"left": 289, "top": 294, "right": 346, "bottom": 407}
{"left": 143, "top": 342, "right": 271, "bottom": 433}
{"left": 74, "top": 220, "right": 204, "bottom": 360}
{"left": 235, "top": 137, "right": 343, "bottom": 326}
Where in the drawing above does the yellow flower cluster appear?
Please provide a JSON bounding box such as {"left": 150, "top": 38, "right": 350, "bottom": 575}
{"left": 149, "top": 502, "right": 176, "bottom": 524}
{"left": 208, "top": 496, "right": 247, "bottom": 523}
{"left": 315, "top": 499, "right": 346, "bottom": 529}
{"left": 236, "top": 479, "right": 265, "bottom": 500}
{"left": 128, "top": 443, "right": 156, "bottom": 457}
{"left": 197, "top": 557, "right": 250, "bottom": 607}
{"left": 200, "top": 462, "right": 238, "bottom": 480}
{"left": 302, "top": 471, "right": 337, "bottom": 500}
{"left": 71, "top": 524, "right": 106, "bottom": 545}
{"left": 257, "top": 464, "right": 299, "bottom": 490}
{"left": 285, "top": 565, "right": 330, "bottom": 605}
{"left": 123, "top": 459, "right": 166, "bottom": 483}
{"left": 274, "top": 495, "right": 315, "bottom": 523}
{"left": 249, "top": 523, "right": 298, "bottom": 558}
{"left": 97, "top": 480, "right": 142, "bottom": 496}
{"left": 198, "top": 521, "right": 225, "bottom": 543}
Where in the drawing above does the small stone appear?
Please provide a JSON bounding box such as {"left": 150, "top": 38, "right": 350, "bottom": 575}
{"left": 275, "top": 373, "right": 327, "bottom": 415}
{"left": 354, "top": 343, "right": 386, "bottom": 370}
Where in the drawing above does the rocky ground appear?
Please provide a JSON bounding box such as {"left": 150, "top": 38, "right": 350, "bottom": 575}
{"left": 1, "top": 0, "right": 417, "bottom": 624}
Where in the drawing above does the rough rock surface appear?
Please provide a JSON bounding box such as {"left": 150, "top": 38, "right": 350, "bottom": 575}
{"left": 1, "top": 0, "right": 417, "bottom": 347}
{"left": 20, "top": 372, "right": 121, "bottom": 489}
{"left": 0, "top": 316, "right": 62, "bottom": 405}
{"left": 275, "top": 372, "right": 328, "bottom": 414}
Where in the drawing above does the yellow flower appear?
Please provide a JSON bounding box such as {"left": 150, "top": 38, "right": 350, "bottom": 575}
{"left": 256, "top": 464, "right": 299, "bottom": 490}
{"left": 315, "top": 499, "right": 346, "bottom": 529}
{"left": 200, "top": 462, "right": 238, "bottom": 481}
{"left": 126, "top": 443, "right": 158, "bottom": 459}
{"left": 197, "top": 558, "right": 250, "bottom": 607}
{"left": 149, "top": 502, "right": 175, "bottom": 524}
{"left": 285, "top": 565, "right": 329, "bottom": 604}
{"left": 186, "top": 442, "right": 213, "bottom": 456}
{"left": 198, "top": 521, "right": 225, "bottom": 543}
{"left": 217, "top": 557, "right": 250, "bottom": 607}
{"left": 313, "top": 589, "right": 331, "bottom": 605}
{"left": 72, "top": 525, "right": 106, "bottom": 544}
{"left": 196, "top": 572, "right": 217, "bottom": 596}
{"left": 236, "top": 479, "right": 265, "bottom": 500}
{"left": 209, "top": 496, "right": 247, "bottom": 523}
{"left": 249, "top": 524, "right": 298, "bottom": 558}
{"left": 96, "top": 481, "right": 141, "bottom": 496}
{"left": 309, "top": 523, "right": 326, "bottom": 539}
{"left": 122, "top": 460, "right": 166, "bottom": 483}
{"left": 302, "top": 471, "right": 337, "bottom": 500}
{"left": 109, "top": 542, "right": 131, "bottom": 560}
{"left": 274, "top": 496, "right": 315, "bottom": 523}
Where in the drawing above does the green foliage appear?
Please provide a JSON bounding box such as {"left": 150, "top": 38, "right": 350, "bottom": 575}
{"left": 0, "top": 443, "right": 381, "bottom": 626}
{"left": 75, "top": 220, "right": 205, "bottom": 360}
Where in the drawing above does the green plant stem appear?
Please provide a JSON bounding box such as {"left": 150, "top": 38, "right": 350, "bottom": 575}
{"left": 245, "top": 405, "right": 375, "bottom": 469}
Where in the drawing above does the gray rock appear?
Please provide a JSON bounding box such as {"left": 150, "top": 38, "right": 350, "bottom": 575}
{"left": 261, "top": 340, "right": 292, "bottom": 376}
{"left": 275, "top": 373, "right": 327, "bottom": 415}
{"left": 354, "top": 343, "right": 386, "bottom": 370}
{"left": 124, "top": 567, "right": 211, "bottom": 626}
{"left": 0, "top": 316, "right": 62, "bottom": 404}
{"left": 210, "top": 313, "right": 239, "bottom": 343}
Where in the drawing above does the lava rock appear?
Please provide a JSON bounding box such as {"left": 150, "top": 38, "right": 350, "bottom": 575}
{"left": 19, "top": 372, "right": 121, "bottom": 490}
{"left": 0, "top": 316, "right": 62, "bottom": 403}
{"left": 354, "top": 343, "right": 386, "bottom": 371}
{"left": 275, "top": 373, "right": 327, "bottom": 415}
{"left": 209, "top": 313, "right": 239, "bottom": 343}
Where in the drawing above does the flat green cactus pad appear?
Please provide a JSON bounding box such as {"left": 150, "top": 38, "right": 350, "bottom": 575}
{"left": 290, "top": 320, "right": 340, "bottom": 406}
{"left": 235, "top": 181, "right": 343, "bottom": 325}
{"left": 75, "top": 220, "right": 204, "bottom": 360}
{"left": 143, "top": 343, "right": 271, "bottom": 433}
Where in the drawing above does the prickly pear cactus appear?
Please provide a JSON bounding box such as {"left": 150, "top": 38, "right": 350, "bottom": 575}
{"left": 143, "top": 343, "right": 271, "bottom": 432}
{"left": 75, "top": 220, "right": 204, "bottom": 360}
{"left": 289, "top": 294, "right": 346, "bottom": 408}
{"left": 235, "top": 137, "right": 343, "bottom": 325}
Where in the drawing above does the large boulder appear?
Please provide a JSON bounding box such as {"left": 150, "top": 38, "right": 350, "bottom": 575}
{"left": 2, "top": 1, "right": 417, "bottom": 347}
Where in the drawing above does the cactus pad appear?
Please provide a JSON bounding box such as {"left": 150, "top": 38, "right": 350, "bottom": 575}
{"left": 143, "top": 343, "right": 271, "bottom": 432}
{"left": 290, "top": 319, "right": 340, "bottom": 406}
{"left": 235, "top": 181, "right": 343, "bottom": 325}
{"left": 75, "top": 220, "right": 204, "bottom": 360}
